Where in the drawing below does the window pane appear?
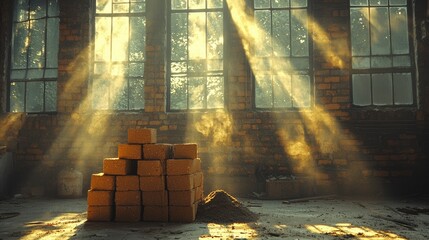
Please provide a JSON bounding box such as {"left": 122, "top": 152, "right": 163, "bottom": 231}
{"left": 113, "top": 3, "right": 129, "bottom": 13}
{"left": 292, "top": 74, "right": 310, "bottom": 107}
{"left": 129, "top": 78, "right": 145, "bottom": 109}
{"left": 129, "top": 16, "right": 146, "bottom": 61}
{"left": 352, "top": 56, "right": 370, "bottom": 69}
{"left": 393, "top": 73, "right": 413, "bottom": 105}
{"left": 254, "top": 10, "right": 272, "bottom": 57}
{"left": 45, "top": 69, "right": 58, "bottom": 78}
{"left": 171, "top": 61, "right": 187, "bottom": 73}
{"left": 27, "top": 69, "right": 44, "bottom": 79}
{"left": 390, "top": 7, "right": 409, "bottom": 55}
{"left": 370, "top": 7, "right": 390, "bottom": 55}
{"left": 272, "top": 0, "right": 289, "bottom": 8}
{"left": 92, "top": 79, "right": 110, "bottom": 110}
{"left": 15, "top": 0, "right": 29, "bottom": 22}
{"left": 95, "top": 17, "right": 112, "bottom": 62}
{"left": 273, "top": 75, "right": 292, "bottom": 108}
{"left": 290, "top": 57, "right": 309, "bottom": 69}
{"left": 352, "top": 74, "right": 371, "bottom": 106}
{"left": 11, "top": 70, "right": 26, "bottom": 80}
{"left": 393, "top": 55, "right": 410, "bottom": 67}
{"left": 254, "top": 0, "right": 270, "bottom": 9}
{"left": 272, "top": 10, "right": 290, "bottom": 57}
{"left": 207, "top": 12, "right": 223, "bottom": 60}
{"left": 350, "top": 8, "right": 370, "bottom": 56}
{"left": 372, "top": 73, "right": 392, "bottom": 105}
{"left": 207, "top": 0, "right": 223, "bottom": 9}
{"left": 10, "top": 82, "right": 25, "bottom": 112}
{"left": 189, "top": 77, "right": 205, "bottom": 109}
{"left": 369, "top": 0, "right": 387, "bottom": 6}
{"left": 129, "top": 63, "right": 144, "bottom": 77}
{"left": 290, "top": 0, "right": 307, "bottom": 8}
{"left": 207, "top": 76, "right": 224, "bottom": 108}
{"left": 170, "top": 76, "right": 188, "bottom": 109}
{"left": 30, "top": 0, "right": 46, "bottom": 19}
{"left": 26, "top": 81, "right": 44, "bottom": 112}
{"left": 255, "top": 75, "right": 273, "bottom": 108}
{"left": 171, "top": 13, "right": 188, "bottom": 61}
{"left": 130, "top": 2, "right": 145, "bottom": 13}
{"left": 28, "top": 19, "right": 46, "bottom": 68}
{"left": 12, "top": 22, "right": 29, "bottom": 69}
{"left": 291, "top": 9, "right": 308, "bottom": 56}
{"left": 45, "top": 81, "right": 57, "bottom": 111}
{"left": 189, "top": 13, "right": 207, "bottom": 60}
{"left": 111, "top": 78, "right": 128, "bottom": 110}
{"left": 46, "top": 18, "right": 59, "bottom": 68}
{"left": 390, "top": 0, "right": 406, "bottom": 5}
{"left": 112, "top": 17, "right": 129, "bottom": 62}
{"left": 350, "top": 0, "right": 368, "bottom": 6}
{"left": 172, "top": 0, "right": 187, "bottom": 10}
{"left": 48, "top": 0, "right": 59, "bottom": 16}
{"left": 96, "top": 0, "right": 112, "bottom": 13}
{"left": 189, "top": 0, "right": 205, "bottom": 9}
{"left": 371, "top": 56, "right": 391, "bottom": 68}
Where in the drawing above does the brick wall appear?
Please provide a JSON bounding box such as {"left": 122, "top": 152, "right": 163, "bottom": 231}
{"left": 0, "top": 0, "right": 428, "bottom": 197}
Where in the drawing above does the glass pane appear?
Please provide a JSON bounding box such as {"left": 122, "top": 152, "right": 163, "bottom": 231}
{"left": 207, "top": 59, "right": 223, "bottom": 71}
{"left": 129, "top": 63, "right": 144, "bottom": 77}
{"left": 207, "top": 12, "right": 223, "bottom": 60}
{"left": 188, "top": 12, "right": 206, "bottom": 60}
{"left": 393, "top": 73, "right": 413, "bottom": 105}
{"left": 28, "top": 19, "right": 46, "bottom": 68}
{"left": 130, "top": 16, "right": 146, "bottom": 61}
{"left": 372, "top": 73, "right": 393, "bottom": 105}
{"left": 254, "top": 0, "right": 270, "bottom": 9}
{"left": 272, "top": 10, "right": 290, "bottom": 57}
{"left": 9, "top": 82, "right": 25, "bottom": 112}
{"left": 94, "top": 62, "right": 109, "bottom": 75}
{"left": 26, "top": 81, "right": 44, "bottom": 112}
{"left": 189, "top": 0, "right": 205, "bottom": 9}
{"left": 27, "top": 69, "right": 44, "bottom": 79}
{"left": 48, "top": 0, "right": 59, "bottom": 16}
{"left": 291, "top": 9, "right": 308, "bottom": 57}
{"left": 207, "top": 76, "right": 224, "bottom": 108}
{"left": 290, "top": 0, "right": 307, "bottom": 8}
{"left": 95, "top": 17, "right": 111, "bottom": 61}
{"left": 11, "top": 70, "right": 26, "bottom": 80}
{"left": 371, "top": 56, "right": 391, "bottom": 68}
{"left": 112, "top": 17, "right": 129, "bottom": 61}
{"left": 188, "top": 60, "right": 205, "bottom": 73}
{"left": 12, "top": 22, "right": 29, "bottom": 69}
{"left": 46, "top": 18, "right": 59, "bottom": 68}
{"left": 92, "top": 79, "right": 110, "bottom": 110}
{"left": 393, "top": 55, "right": 410, "bottom": 67}
{"left": 350, "top": 8, "right": 370, "bottom": 56}
{"left": 292, "top": 75, "right": 310, "bottom": 107}
{"left": 272, "top": 0, "right": 289, "bottom": 8}
{"left": 390, "top": 7, "right": 409, "bottom": 55}
{"left": 171, "top": 61, "right": 187, "bottom": 73}
{"left": 390, "top": 0, "right": 406, "bottom": 6}
{"left": 44, "top": 69, "right": 57, "bottom": 78}
{"left": 111, "top": 78, "right": 128, "bottom": 110}
{"left": 30, "top": 0, "right": 47, "bottom": 19}
{"left": 96, "top": 0, "right": 112, "bottom": 13}
{"left": 370, "top": 7, "right": 390, "bottom": 55}
{"left": 255, "top": 75, "right": 273, "bottom": 108}
{"left": 113, "top": 3, "right": 129, "bottom": 13}
{"left": 172, "top": 0, "right": 187, "bottom": 10}
{"left": 290, "top": 57, "right": 309, "bottom": 69}
{"left": 170, "top": 76, "right": 188, "bottom": 109}
{"left": 352, "top": 56, "right": 370, "bottom": 69}
{"left": 130, "top": 2, "right": 145, "bottom": 13}
{"left": 45, "top": 81, "right": 57, "bottom": 111}
{"left": 369, "top": 0, "right": 387, "bottom": 6}
{"left": 350, "top": 0, "right": 368, "bottom": 6}
{"left": 254, "top": 10, "right": 272, "bottom": 57}
{"left": 171, "top": 13, "right": 188, "bottom": 61}
{"left": 352, "top": 74, "right": 371, "bottom": 106}
{"left": 129, "top": 78, "right": 145, "bottom": 110}
{"left": 189, "top": 77, "right": 205, "bottom": 109}
{"left": 15, "top": 0, "right": 29, "bottom": 22}
{"left": 207, "top": 0, "right": 223, "bottom": 9}
{"left": 273, "top": 75, "right": 292, "bottom": 108}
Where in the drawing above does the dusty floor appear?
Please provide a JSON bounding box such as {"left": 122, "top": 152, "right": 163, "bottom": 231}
{"left": 0, "top": 195, "right": 428, "bottom": 240}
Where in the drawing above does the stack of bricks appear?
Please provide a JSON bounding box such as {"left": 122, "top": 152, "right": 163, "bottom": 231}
{"left": 87, "top": 128, "right": 204, "bottom": 222}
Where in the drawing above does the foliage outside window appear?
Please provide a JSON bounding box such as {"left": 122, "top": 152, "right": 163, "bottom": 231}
{"left": 168, "top": 0, "right": 225, "bottom": 110}
{"left": 9, "top": 0, "right": 59, "bottom": 113}
{"left": 93, "top": 0, "right": 146, "bottom": 110}
{"left": 350, "top": 0, "right": 414, "bottom": 106}
{"left": 253, "top": 0, "right": 311, "bottom": 109}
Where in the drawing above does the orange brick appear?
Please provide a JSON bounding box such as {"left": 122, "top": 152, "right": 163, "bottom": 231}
{"left": 115, "top": 191, "right": 141, "bottom": 206}
{"left": 194, "top": 171, "right": 203, "bottom": 187}
{"left": 137, "top": 160, "right": 164, "bottom": 176}
{"left": 118, "top": 144, "right": 142, "bottom": 160}
{"left": 142, "top": 190, "right": 168, "bottom": 206}
{"left": 195, "top": 186, "right": 204, "bottom": 202}
{"left": 139, "top": 176, "right": 165, "bottom": 191}
{"left": 116, "top": 175, "right": 140, "bottom": 191}
{"left": 167, "top": 174, "right": 194, "bottom": 191}
{"left": 167, "top": 158, "right": 201, "bottom": 175}
{"left": 115, "top": 206, "right": 141, "bottom": 222}
{"left": 87, "top": 205, "right": 113, "bottom": 222}
{"left": 169, "top": 189, "right": 195, "bottom": 206}
{"left": 143, "top": 144, "right": 172, "bottom": 160}
{"left": 128, "top": 128, "right": 157, "bottom": 144}
{"left": 103, "top": 158, "right": 136, "bottom": 176}
{"left": 169, "top": 203, "right": 198, "bottom": 222}
{"left": 172, "top": 143, "right": 198, "bottom": 159}
{"left": 143, "top": 206, "right": 168, "bottom": 222}
{"left": 87, "top": 190, "right": 114, "bottom": 206}
{"left": 90, "top": 173, "right": 115, "bottom": 191}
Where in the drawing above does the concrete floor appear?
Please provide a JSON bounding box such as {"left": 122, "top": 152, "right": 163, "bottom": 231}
{"left": 0, "top": 195, "right": 428, "bottom": 239}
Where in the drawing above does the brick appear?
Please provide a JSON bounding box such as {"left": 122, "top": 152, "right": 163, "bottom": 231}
{"left": 87, "top": 190, "right": 114, "bottom": 206}
{"left": 140, "top": 176, "right": 165, "bottom": 191}
{"left": 115, "top": 191, "right": 141, "bottom": 206}
{"left": 167, "top": 174, "right": 194, "bottom": 191}
{"left": 194, "top": 171, "right": 203, "bottom": 187}
{"left": 169, "top": 203, "right": 198, "bottom": 222}
{"left": 103, "top": 158, "right": 136, "bottom": 176}
{"left": 142, "top": 190, "right": 168, "bottom": 206}
{"left": 116, "top": 176, "right": 140, "bottom": 191}
{"left": 143, "top": 206, "right": 168, "bottom": 222}
{"left": 167, "top": 158, "right": 201, "bottom": 175}
{"left": 87, "top": 206, "right": 113, "bottom": 222}
{"left": 115, "top": 206, "right": 141, "bottom": 222}
{"left": 118, "top": 144, "right": 142, "bottom": 160}
{"left": 195, "top": 186, "right": 204, "bottom": 202}
{"left": 143, "top": 144, "right": 172, "bottom": 160}
{"left": 172, "top": 143, "right": 198, "bottom": 159}
{"left": 169, "top": 189, "right": 195, "bottom": 206}
{"left": 137, "top": 160, "right": 164, "bottom": 176}
{"left": 90, "top": 173, "right": 115, "bottom": 191}
{"left": 128, "top": 128, "right": 157, "bottom": 144}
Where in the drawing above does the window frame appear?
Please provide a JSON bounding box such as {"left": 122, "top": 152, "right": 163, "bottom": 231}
{"left": 349, "top": 0, "right": 417, "bottom": 108}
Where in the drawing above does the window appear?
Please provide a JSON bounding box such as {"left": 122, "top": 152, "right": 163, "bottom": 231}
{"left": 253, "top": 0, "right": 311, "bottom": 109}
{"left": 9, "top": 0, "right": 59, "bottom": 113}
{"left": 93, "top": 0, "right": 146, "bottom": 110}
{"left": 350, "top": 0, "right": 414, "bottom": 106}
{"left": 168, "top": 0, "right": 225, "bottom": 110}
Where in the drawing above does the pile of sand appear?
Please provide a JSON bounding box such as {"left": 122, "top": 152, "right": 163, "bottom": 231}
{"left": 197, "top": 190, "right": 259, "bottom": 223}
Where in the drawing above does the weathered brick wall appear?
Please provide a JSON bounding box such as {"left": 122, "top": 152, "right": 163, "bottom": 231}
{"left": 0, "top": 0, "right": 428, "bottom": 196}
